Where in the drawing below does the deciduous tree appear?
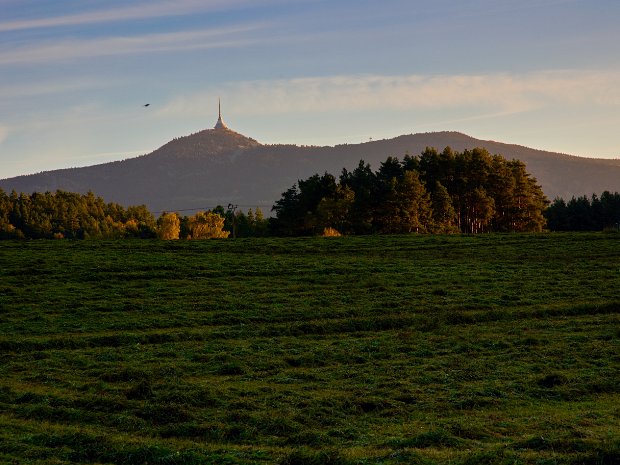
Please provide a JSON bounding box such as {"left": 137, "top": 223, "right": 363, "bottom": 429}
{"left": 187, "top": 211, "right": 229, "bottom": 239}
{"left": 157, "top": 212, "right": 181, "bottom": 240}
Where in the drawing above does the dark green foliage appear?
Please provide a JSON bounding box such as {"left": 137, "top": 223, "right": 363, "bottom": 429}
{"left": 431, "top": 181, "right": 458, "bottom": 233}
{"left": 0, "top": 188, "right": 272, "bottom": 240}
{"left": 271, "top": 172, "right": 339, "bottom": 236}
{"left": 0, "top": 188, "right": 156, "bottom": 239}
{"left": 340, "top": 160, "right": 378, "bottom": 234}
{"left": 272, "top": 147, "right": 548, "bottom": 235}
{"left": 545, "top": 191, "right": 620, "bottom": 231}
{"left": 228, "top": 207, "right": 269, "bottom": 238}
{"left": 0, "top": 234, "right": 619, "bottom": 464}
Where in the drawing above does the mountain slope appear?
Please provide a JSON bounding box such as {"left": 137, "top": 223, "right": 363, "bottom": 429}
{"left": 1, "top": 128, "right": 619, "bottom": 212}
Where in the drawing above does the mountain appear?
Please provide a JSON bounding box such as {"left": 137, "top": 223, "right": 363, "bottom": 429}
{"left": 1, "top": 124, "right": 619, "bottom": 213}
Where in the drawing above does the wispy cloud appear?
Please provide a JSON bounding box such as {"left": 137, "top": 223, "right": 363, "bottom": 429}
{"left": 0, "top": 0, "right": 257, "bottom": 32}
{"left": 159, "top": 70, "right": 620, "bottom": 118}
{"left": 0, "top": 24, "right": 267, "bottom": 64}
{"left": 0, "top": 77, "right": 125, "bottom": 100}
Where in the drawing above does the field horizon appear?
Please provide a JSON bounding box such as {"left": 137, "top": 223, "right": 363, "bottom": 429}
{"left": 1, "top": 233, "right": 619, "bottom": 464}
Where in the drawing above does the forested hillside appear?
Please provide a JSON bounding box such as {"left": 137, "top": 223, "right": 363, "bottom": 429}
{"left": 3, "top": 162, "right": 619, "bottom": 239}
{"left": 2, "top": 148, "right": 620, "bottom": 239}
{"left": 1, "top": 129, "right": 619, "bottom": 212}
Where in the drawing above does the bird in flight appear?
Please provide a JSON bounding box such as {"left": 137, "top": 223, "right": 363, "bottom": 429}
{"left": 143, "top": 103, "right": 150, "bottom": 107}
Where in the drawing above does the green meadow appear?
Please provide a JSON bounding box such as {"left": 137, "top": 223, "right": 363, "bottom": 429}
{"left": 0, "top": 234, "right": 619, "bottom": 464}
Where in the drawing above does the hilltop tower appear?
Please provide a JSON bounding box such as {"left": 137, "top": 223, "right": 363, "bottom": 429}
{"left": 214, "top": 98, "right": 228, "bottom": 130}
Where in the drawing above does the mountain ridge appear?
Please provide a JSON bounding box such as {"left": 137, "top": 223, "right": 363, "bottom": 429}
{"left": 1, "top": 128, "right": 619, "bottom": 212}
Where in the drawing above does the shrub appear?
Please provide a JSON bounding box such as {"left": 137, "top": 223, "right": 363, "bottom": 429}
{"left": 322, "top": 227, "right": 341, "bottom": 237}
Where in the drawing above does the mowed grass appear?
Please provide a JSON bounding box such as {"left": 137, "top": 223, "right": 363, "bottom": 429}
{"left": 0, "top": 233, "right": 619, "bottom": 464}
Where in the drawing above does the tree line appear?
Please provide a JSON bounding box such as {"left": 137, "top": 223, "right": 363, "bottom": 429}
{"left": 157, "top": 206, "right": 268, "bottom": 240}
{"left": 545, "top": 192, "right": 620, "bottom": 231}
{"left": 0, "top": 189, "right": 267, "bottom": 240}
{"left": 271, "top": 147, "right": 548, "bottom": 235}
{"left": 2, "top": 146, "right": 618, "bottom": 239}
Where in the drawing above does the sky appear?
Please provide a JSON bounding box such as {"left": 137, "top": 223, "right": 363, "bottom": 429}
{"left": 1, "top": 0, "right": 619, "bottom": 178}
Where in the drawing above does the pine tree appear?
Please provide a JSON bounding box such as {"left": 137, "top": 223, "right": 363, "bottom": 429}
{"left": 396, "top": 170, "right": 432, "bottom": 233}
{"left": 340, "top": 160, "right": 378, "bottom": 234}
{"left": 315, "top": 185, "right": 354, "bottom": 235}
{"left": 271, "top": 184, "right": 303, "bottom": 236}
{"left": 431, "top": 181, "right": 458, "bottom": 233}
{"left": 507, "top": 160, "right": 547, "bottom": 232}
{"left": 376, "top": 171, "right": 431, "bottom": 233}
{"left": 465, "top": 187, "right": 495, "bottom": 233}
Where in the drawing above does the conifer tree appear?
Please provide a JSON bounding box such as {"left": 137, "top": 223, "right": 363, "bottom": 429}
{"left": 315, "top": 185, "right": 355, "bottom": 235}
{"left": 395, "top": 170, "right": 432, "bottom": 233}
{"left": 340, "top": 161, "right": 377, "bottom": 234}
{"left": 507, "top": 160, "right": 547, "bottom": 232}
{"left": 465, "top": 187, "right": 495, "bottom": 233}
{"left": 431, "top": 181, "right": 458, "bottom": 233}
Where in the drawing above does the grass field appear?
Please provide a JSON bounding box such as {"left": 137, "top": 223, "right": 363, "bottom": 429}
{"left": 0, "top": 233, "right": 619, "bottom": 464}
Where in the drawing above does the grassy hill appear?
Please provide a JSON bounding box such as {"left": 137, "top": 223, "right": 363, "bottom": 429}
{"left": 1, "top": 234, "right": 619, "bottom": 464}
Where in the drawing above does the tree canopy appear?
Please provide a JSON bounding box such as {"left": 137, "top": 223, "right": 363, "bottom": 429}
{"left": 5, "top": 148, "right": 619, "bottom": 239}
{"left": 545, "top": 192, "right": 620, "bottom": 231}
{"left": 271, "top": 147, "right": 549, "bottom": 235}
{"left": 0, "top": 189, "right": 156, "bottom": 239}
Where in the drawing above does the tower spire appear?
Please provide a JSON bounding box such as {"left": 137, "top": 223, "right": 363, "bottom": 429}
{"left": 214, "top": 97, "right": 228, "bottom": 130}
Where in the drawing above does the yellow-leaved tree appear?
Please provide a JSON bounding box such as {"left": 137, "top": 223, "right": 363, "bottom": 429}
{"left": 157, "top": 212, "right": 181, "bottom": 240}
{"left": 187, "top": 211, "right": 229, "bottom": 239}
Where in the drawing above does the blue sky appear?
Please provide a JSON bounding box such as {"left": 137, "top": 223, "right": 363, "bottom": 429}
{"left": 1, "top": 0, "right": 619, "bottom": 178}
